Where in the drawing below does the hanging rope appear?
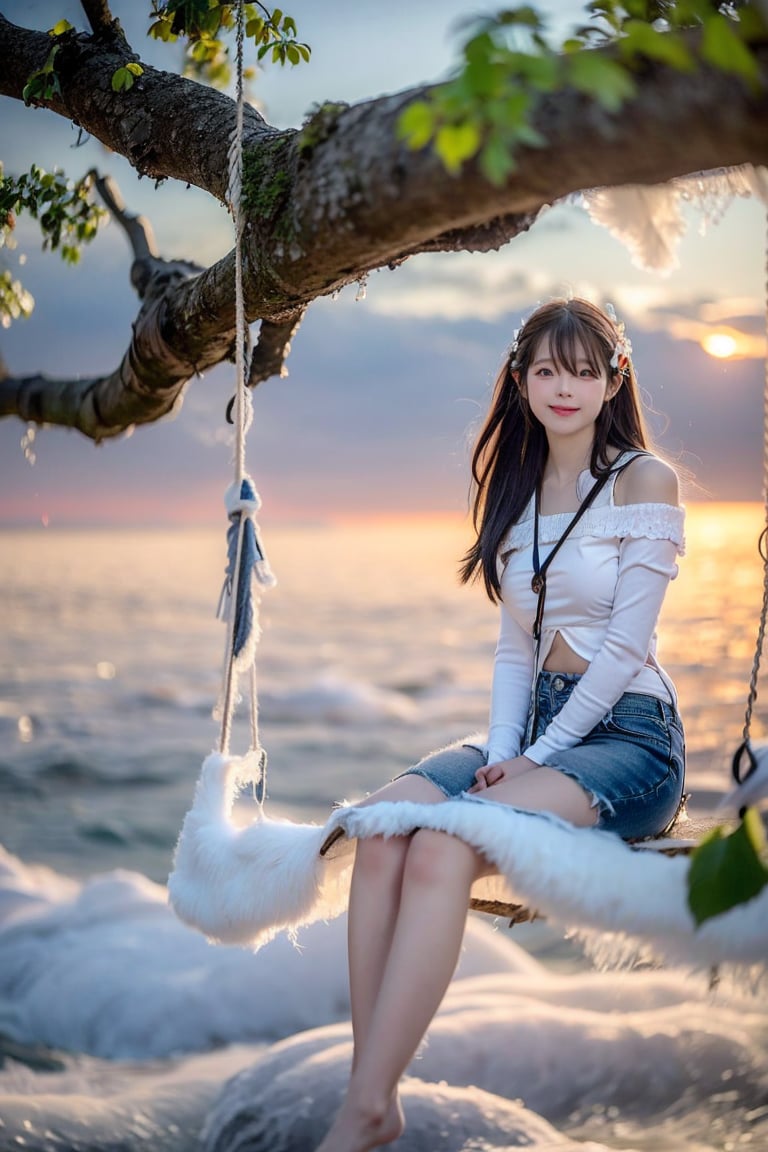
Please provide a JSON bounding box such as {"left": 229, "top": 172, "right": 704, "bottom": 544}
{"left": 731, "top": 205, "right": 768, "bottom": 792}
{"left": 215, "top": 0, "right": 276, "bottom": 791}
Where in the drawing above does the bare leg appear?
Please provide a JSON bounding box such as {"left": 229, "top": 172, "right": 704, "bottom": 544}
{"left": 483, "top": 763, "right": 598, "bottom": 826}
{"left": 317, "top": 828, "right": 485, "bottom": 1152}
{"left": 317, "top": 766, "right": 597, "bottom": 1152}
{"left": 347, "top": 779, "right": 446, "bottom": 1067}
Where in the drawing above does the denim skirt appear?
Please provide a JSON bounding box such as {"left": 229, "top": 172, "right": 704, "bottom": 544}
{"left": 396, "top": 670, "right": 686, "bottom": 840}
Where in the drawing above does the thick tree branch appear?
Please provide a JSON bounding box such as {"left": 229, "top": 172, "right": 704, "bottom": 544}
{"left": 0, "top": 370, "right": 179, "bottom": 433}
{"left": 0, "top": 249, "right": 219, "bottom": 438}
{"left": 275, "top": 52, "right": 768, "bottom": 301}
{"left": 0, "top": 296, "right": 307, "bottom": 438}
{"left": 79, "top": 0, "right": 116, "bottom": 36}
{"left": 2, "top": 12, "right": 767, "bottom": 231}
{"left": 0, "top": 13, "right": 268, "bottom": 201}
{"left": 1, "top": 9, "right": 767, "bottom": 439}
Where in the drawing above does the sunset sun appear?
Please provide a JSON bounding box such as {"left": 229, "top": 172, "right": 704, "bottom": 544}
{"left": 702, "top": 331, "right": 738, "bottom": 359}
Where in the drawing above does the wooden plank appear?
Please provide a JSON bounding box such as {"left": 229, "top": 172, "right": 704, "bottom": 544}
{"left": 629, "top": 814, "right": 730, "bottom": 855}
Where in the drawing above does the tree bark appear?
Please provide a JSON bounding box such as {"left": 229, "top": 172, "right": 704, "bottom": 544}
{"left": 79, "top": 0, "right": 116, "bottom": 37}
{"left": 1, "top": 9, "right": 767, "bottom": 438}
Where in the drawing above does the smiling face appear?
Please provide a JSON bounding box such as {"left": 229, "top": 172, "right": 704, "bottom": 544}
{"left": 521, "top": 336, "right": 619, "bottom": 443}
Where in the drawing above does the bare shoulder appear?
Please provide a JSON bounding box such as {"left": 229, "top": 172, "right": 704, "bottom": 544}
{"left": 615, "top": 454, "right": 679, "bottom": 507}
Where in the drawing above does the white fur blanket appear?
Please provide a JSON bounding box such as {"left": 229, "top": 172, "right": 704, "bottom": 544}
{"left": 167, "top": 753, "right": 768, "bottom": 967}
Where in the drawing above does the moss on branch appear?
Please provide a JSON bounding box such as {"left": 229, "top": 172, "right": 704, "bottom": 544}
{"left": 297, "top": 101, "right": 349, "bottom": 159}
{"left": 241, "top": 132, "right": 296, "bottom": 225}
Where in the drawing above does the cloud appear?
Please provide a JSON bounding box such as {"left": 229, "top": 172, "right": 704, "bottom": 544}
{"left": 698, "top": 297, "right": 765, "bottom": 324}
{"left": 2, "top": 283, "right": 764, "bottom": 526}
{"left": 363, "top": 205, "right": 618, "bottom": 322}
{"left": 618, "top": 294, "right": 766, "bottom": 362}
{"left": 365, "top": 254, "right": 533, "bottom": 321}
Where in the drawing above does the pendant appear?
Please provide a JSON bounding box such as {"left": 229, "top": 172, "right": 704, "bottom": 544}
{"left": 531, "top": 573, "right": 544, "bottom": 594}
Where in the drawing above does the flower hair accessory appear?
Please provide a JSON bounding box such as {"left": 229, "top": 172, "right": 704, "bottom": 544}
{"left": 605, "top": 302, "right": 633, "bottom": 372}
{"left": 509, "top": 327, "right": 521, "bottom": 369}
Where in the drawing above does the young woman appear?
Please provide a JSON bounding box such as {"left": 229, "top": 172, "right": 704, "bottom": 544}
{"left": 316, "top": 297, "right": 686, "bottom": 1152}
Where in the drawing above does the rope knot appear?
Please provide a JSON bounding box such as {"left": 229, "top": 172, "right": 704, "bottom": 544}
{"left": 225, "top": 479, "right": 262, "bottom": 517}
{"left": 217, "top": 475, "right": 276, "bottom": 666}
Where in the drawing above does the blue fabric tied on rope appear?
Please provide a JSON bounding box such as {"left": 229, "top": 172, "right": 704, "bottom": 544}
{"left": 223, "top": 477, "right": 269, "bottom": 659}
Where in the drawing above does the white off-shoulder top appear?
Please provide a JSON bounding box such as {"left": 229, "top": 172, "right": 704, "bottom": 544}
{"left": 485, "top": 454, "right": 686, "bottom": 767}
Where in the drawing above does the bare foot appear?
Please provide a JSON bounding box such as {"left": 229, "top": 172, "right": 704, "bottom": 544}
{"left": 315, "top": 1094, "right": 403, "bottom": 1152}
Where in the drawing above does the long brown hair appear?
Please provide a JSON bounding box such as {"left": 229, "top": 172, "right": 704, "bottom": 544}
{"left": 459, "top": 298, "right": 650, "bottom": 602}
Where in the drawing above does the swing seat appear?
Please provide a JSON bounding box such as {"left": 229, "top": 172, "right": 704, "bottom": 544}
{"left": 169, "top": 751, "right": 768, "bottom": 963}
{"left": 316, "top": 733, "right": 768, "bottom": 930}
{"left": 319, "top": 801, "right": 735, "bottom": 926}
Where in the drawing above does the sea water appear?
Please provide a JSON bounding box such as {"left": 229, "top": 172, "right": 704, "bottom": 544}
{"left": 0, "top": 508, "right": 766, "bottom": 1151}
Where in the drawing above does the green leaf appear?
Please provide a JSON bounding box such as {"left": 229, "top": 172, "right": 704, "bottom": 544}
{"left": 566, "top": 50, "right": 636, "bottom": 111}
{"left": 148, "top": 18, "right": 176, "bottom": 42}
{"left": 516, "top": 50, "right": 559, "bottom": 91}
{"left": 111, "top": 66, "right": 135, "bottom": 92}
{"left": 396, "top": 100, "right": 435, "bottom": 149}
{"left": 463, "top": 30, "right": 495, "bottom": 72}
{"left": 435, "top": 80, "right": 476, "bottom": 119}
{"left": 479, "top": 134, "right": 516, "bottom": 185}
{"left": 286, "top": 44, "right": 299, "bottom": 65}
{"left": 497, "top": 6, "right": 543, "bottom": 29}
{"left": 22, "top": 78, "right": 41, "bottom": 105}
{"left": 49, "top": 18, "right": 73, "bottom": 36}
{"left": 203, "top": 9, "right": 222, "bottom": 36}
{"left": 272, "top": 8, "right": 283, "bottom": 28}
{"left": 586, "top": 0, "right": 623, "bottom": 33}
{"left": 486, "top": 89, "right": 531, "bottom": 128}
{"left": 461, "top": 56, "right": 504, "bottom": 99}
{"left": 619, "top": 21, "right": 695, "bottom": 71}
{"left": 22, "top": 72, "right": 51, "bottom": 105}
{"left": 668, "top": 0, "right": 723, "bottom": 29}
{"left": 687, "top": 809, "right": 768, "bottom": 927}
{"left": 701, "top": 14, "right": 760, "bottom": 85}
{"left": 434, "top": 121, "right": 481, "bottom": 174}
{"left": 41, "top": 44, "right": 61, "bottom": 74}
{"left": 511, "top": 120, "right": 546, "bottom": 148}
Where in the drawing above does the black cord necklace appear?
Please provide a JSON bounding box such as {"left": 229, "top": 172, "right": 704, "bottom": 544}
{"left": 531, "top": 453, "right": 645, "bottom": 641}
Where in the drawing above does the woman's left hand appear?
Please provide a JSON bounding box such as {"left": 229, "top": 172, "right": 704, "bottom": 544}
{"left": 468, "top": 754, "right": 537, "bottom": 792}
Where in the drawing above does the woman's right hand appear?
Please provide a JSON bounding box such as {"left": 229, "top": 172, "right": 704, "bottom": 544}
{"left": 469, "top": 754, "right": 536, "bottom": 792}
{"left": 469, "top": 762, "right": 506, "bottom": 791}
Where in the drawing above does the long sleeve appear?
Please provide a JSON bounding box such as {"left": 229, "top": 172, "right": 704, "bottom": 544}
{"left": 524, "top": 534, "right": 680, "bottom": 765}
{"left": 486, "top": 605, "right": 535, "bottom": 765}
